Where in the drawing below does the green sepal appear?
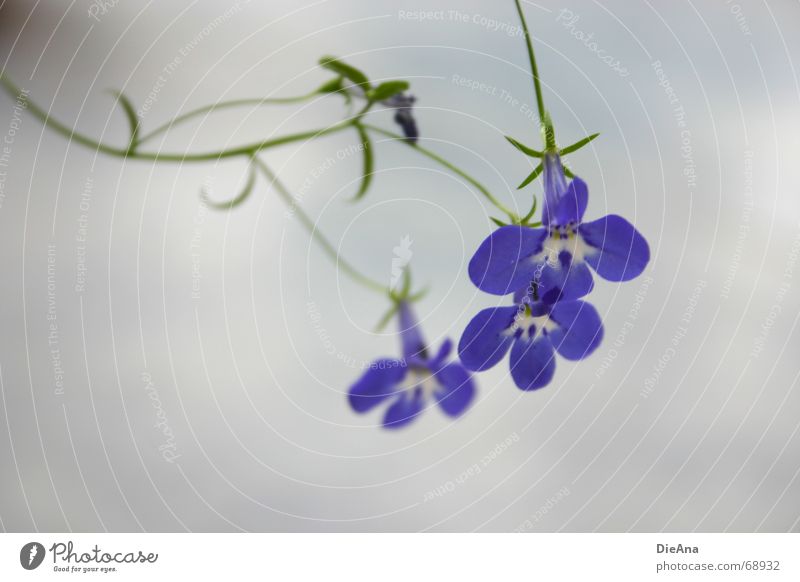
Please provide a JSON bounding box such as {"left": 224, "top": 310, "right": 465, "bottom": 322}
{"left": 520, "top": 195, "right": 538, "bottom": 224}
{"left": 374, "top": 302, "right": 400, "bottom": 332}
{"left": 559, "top": 133, "right": 599, "bottom": 155}
{"left": 407, "top": 286, "right": 428, "bottom": 302}
{"left": 517, "top": 162, "right": 543, "bottom": 189}
{"left": 505, "top": 135, "right": 543, "bottom": 158}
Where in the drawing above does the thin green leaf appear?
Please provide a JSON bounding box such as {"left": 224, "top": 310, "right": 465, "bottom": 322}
{"left": 490, "top": 216, "right": 508, "bottom": 227}
{"left": 351, "top": 124, "right": 373, "bottom": 201}
{"left": 367, "top": 80, "right": 409, "bottom": 102}
{"left": 317, "top": 76, "right": 344, "bottom": 93}
{"left": 563, "top": 166, "right": 575, "bottom": 179}
{"left": 202, "top": 160, "right": 257, "bottom": 210}
{"left": 374, "top": 303, "right": 400, "bottom": 332}
{"left": 559, "top": 132, "right": 599, "bottom": 155}
{"left": 408, "top": 286, "right": 428, "bottom": 302}
{"left": 505, "top": 135, "right": 543, "bottom": 158}
{"left": 109, "top": 90, "right": 140, "bottom": 153}
{"left": 319, "top": 56, "right": 370, "bottom": 89}
{"left": 520, "top": 195, "right": 538, "bottom": 223}
{"left": 517, "top": 162, "right": 543, "bottom": 189}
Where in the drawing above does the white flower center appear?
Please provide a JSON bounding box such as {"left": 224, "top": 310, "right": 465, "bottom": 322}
{"left": 402, "top": 367, "right": 440, "bottom": 400}
{"left": 535, "top": 226, "right": 592, "bottom": 269}
{"left": 505, "top": 305, "right": 557, "bottom": 342}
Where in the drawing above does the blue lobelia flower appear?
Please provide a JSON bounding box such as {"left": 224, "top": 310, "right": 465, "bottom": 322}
{"left": 468, "top": 152, "right": 650, "bottom": 303}
{"left": 458, "top": 293, "right": 603, "bottom": 391}
{"left": 349, "top": 301, "right": 475, "bottom": 428}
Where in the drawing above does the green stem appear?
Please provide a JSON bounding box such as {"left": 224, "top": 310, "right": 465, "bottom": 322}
{"left": 132, "top": 123, "right": 352, "bottom": 162}
{"left": 0, "top": 73, "right": 351, "bottom": 162}
{"left": 363, "top": 124, "right": 518, "bottom": 221}
{"left": 2, "top": 74, "right": 126, "bottom": 157}
{"left": 253, "top": 157, "right": 388, "bottom": 295}
{"left": 137, "top": 92, "right": 322, "bottom": 144}
{"left": 513, "top": 0, "right": 555, "bottom": 150}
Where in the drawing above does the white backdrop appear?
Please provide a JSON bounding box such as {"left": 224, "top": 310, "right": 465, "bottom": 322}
{"left": 0, "top": 0, "right": 798, "bottom": 532}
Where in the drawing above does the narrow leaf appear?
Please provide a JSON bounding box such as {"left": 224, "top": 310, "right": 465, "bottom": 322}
{"left": 202, "top": 160, "right": 257, "bottom": 210}
{"left": 490, "top": 216, "right": 508, "bottom": 227}
{"left": 563, "top": 166, "right": 575, "bottom": 179}
{"left": 408, "top": 286, "right": 429, "bottom": 302}
{"left": 367, "top": 80, "right": 409, "bottom": 102}
{"left": 317, "top": 76, "right": 344, "bottom": 94}
{"left": 351, "top": 124, "right": 373, "bottom": 201}
{"left": 520, "top": 196, "right": 538, "bottom": 223}
{"left": 559, "top": 132, "right": 600, "bottom": 155}
{"left": 505, "top": 135, "right": 543, "bottom": 158}
{"left": 517, "top": 162, "right": 543, "bottom": 189}
{"left": 374, "top": 303, "right": 400, "bottom": 332}
{"left": 319, "top": 56, "right": 370, "bottom": 89}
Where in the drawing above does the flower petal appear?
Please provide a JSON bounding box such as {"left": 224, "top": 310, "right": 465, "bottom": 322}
{"left": 429, "top": 338, "right": 453, "bottom": 369}
{"left": 579, "top": 214, "right": 650, "bottom": 281}
{"left": 542, "top": 153, "right": 568, "bottom": 225}
{"left": 394, "top": 109, "right": 419, "bottom": 143}
{"left": 383, "top": 390, "right": 424, "bottom": 429}
{"left": 398, "top": 301, "right": 427, "bottom": 361}
{"left": 509, "top": 337, "right": 556, "bottom": 391}
{"left": 551, "top": 177, "right": 589, "bottom": 226}
{"left": 348, "top": 359, "right": 407, "bottom": 413}
{"left": 547, "top": 300, "right": 604, "bottom": 361}
{"left": 537, "top": 256, "right": 594, "bottom": 304}
{"left": 458, "top": 306, "right": 519, "bottom": 371}
{"left": 434, "top": 363, "right": 476, "bottom": 417}
{"left": 469, "top": 226, "right": 548, "bottom": 295}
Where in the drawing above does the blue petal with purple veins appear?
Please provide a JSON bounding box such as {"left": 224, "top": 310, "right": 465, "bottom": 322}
{"left": 429, "top": 338, "right": 453, "bottom": 370}
{"left": 547, "top": 300, "right": 604, "bottom": 360}
{"left": 458, "top": 306, "right": 519, "bottom": 372}
{"left": 537, "top": 257, "right": 594, "bottom": 304}
{"left": 383, "top": 390, "right": 424, "bottom": 428}
{"left": 348, "top": 359, "right": 407, "bottom": 413}
{"left": 469, "top": 225, "right": 548, "bottom": 295}
{"left": 509, "top": 336, "right": 557, "bottom": 391}
{"left": 434, "top": 363, "right": 476, "bottom": 417}
{"left": 579, "top": 214, "right": 650, "bottom": 282}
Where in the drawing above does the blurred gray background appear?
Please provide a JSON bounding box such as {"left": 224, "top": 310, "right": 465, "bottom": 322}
{"left": 0, "top": 0, "right": 798, "bottom": 532}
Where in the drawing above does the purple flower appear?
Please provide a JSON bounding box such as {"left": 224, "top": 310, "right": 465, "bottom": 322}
{"left": 384, "top": 92, "right": 418, "bottom": 143}
{"left": 468, "top": 153, "right": 650, "bottom": 303}
{"left": 458, "top": 295, "right": 603, "bottom": 391}
{"left": 349, "top": 302, "right": 475, "bottom": 428}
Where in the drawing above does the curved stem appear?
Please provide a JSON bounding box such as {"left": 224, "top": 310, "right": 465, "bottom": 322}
{"left": 1, "top": 74, "right": 127, "bottom": 157}
{"left": 132, "top": 123, "right": 352, "bottom": 162}
{"left": 513, "top": 0, "right": 555, "bottom": 149}
{"left": 253, "top": 157, "right": 388, "bottom": 295}
{"left": 137, "top": 92, "right": 322, "bottom": 145}
{"left": 363, "top": 124, "right": 517, "bottom": 221}
{"left": 0, "top": 73, "right": 352, "bottom": 162}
